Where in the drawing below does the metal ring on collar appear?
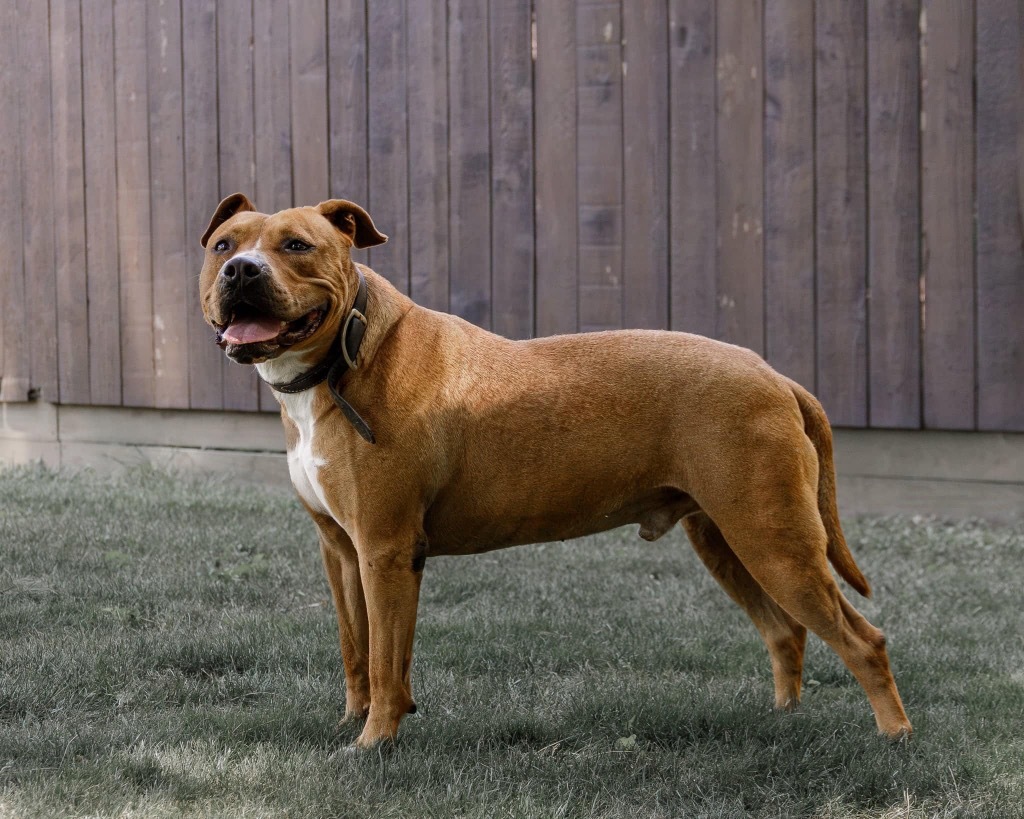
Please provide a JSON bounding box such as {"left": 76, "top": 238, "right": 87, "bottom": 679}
{"left": 342, "top": 308, "right": 366, "bottom": 370}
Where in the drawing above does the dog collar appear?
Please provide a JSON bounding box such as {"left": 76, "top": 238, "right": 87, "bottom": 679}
{"left": 260, "top": 269, "right": 376, "bottom": 444}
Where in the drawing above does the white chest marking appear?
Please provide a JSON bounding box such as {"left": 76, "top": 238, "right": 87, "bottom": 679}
{"left": 257, "top": 356, "right": 332, "bottom": 517}
{"left": 281, "top": 390, "right": 331, "bottom": 516}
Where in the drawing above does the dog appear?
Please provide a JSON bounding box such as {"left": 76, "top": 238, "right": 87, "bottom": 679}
{"left": 198, "top": 193, "right": 912, "bottom": 748}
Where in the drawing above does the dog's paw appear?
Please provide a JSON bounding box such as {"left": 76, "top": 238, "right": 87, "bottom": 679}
{"left": 880, "top": 724, "right": 913, "bottom": 743}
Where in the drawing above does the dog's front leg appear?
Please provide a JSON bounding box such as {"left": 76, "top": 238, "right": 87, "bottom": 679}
{"left": 353, "top": 528, "right": 426, "bottom": 748}
{"left": 314, "top": 515, "right": 371, "bottom": 724}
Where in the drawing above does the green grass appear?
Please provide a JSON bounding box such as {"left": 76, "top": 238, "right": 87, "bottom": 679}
{"left": 1, "top": 465, "right": 1022, "bottom": 818}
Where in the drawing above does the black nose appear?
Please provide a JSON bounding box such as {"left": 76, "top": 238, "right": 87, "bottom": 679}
{"left": 220, "top": 256, "right": 265, "bottom": 285}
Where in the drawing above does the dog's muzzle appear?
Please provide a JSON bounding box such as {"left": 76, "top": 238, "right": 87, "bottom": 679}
{"left": 210, "top": 256, "right": 328, "bottom": 362}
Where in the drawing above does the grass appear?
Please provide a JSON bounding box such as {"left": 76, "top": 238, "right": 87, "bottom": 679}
{"left": 0, "top": 465, "right": 1022, "bottom": 818}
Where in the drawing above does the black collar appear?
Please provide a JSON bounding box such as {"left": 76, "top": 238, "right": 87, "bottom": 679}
{"left": 260, "top": 269, "right": 376, "bottom": 444}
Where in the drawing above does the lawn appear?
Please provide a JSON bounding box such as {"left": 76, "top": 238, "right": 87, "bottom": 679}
{"left": 1, "top": 465, "right": 1021, "bottom": 818}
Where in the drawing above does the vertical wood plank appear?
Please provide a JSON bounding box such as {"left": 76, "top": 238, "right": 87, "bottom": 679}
{"left": 255, "top": 0, "right": 294, "bottom": 411}
{"left": 764, "top": 0, "right": 815, "bottom": 389}
{"left": 182, "top": 0, "right": 223, "bottom": 410}
{"left": 0, "top": 0, "right": 29, "bottom": 401}
{"left": 148, "top": 0, "right": 190, "bottom": 409}
{"left": 921, "top": 0, "right": 975, "bottom": 430}
{"left": 82, "top": 0, "right": 123, "bottom": 405}
{"left": 976, "top": 0, "right": 1024, "bottom": 431}
{"left": 290, "top": 0, "right": 329, "bottom": 206}
{"left": 216, "top": 0, "right": 259, "bottom": 411}
{"left": 114, "top": 1, "right": 156, "bottom": 407}
{"left": 534, "top": 0, "right": 578, "bottom": 337}
{"left": 18, "top": 0, "right": 58, "bottom": 402}
{"left": 51, "top": 0, "right": 90, "bottom": 404}
{"left": 407, "top": 0, "right": 450, "bottom": 313}
{"left": 867, "top": 0, "right": 921, "bottom": 428}
{"left": 251, "top": 0, "right": 292, "bottom": 409}
{"left": 490, "top": 0, "right": 534, "bottom": 339}
{"left": 622, "top": 0, "right": 669, "bottom": 331}
{"left": 327, "top": 0, "right": 372, "bottom": 331}
{"left": 0, "top": 4, "right": 6, "bottom": 385}
{"left": 668, "top": 0, "right": 715, "bottom": 337}
{"left": 577, "top": 0, "right": 623, "bottom": 332}
{"left": 255, "top": 1, "right": 294, "bottom": 212}
{"left": 715, "top": 0, "right": 763, "bottom": 353}
{"left": 327, "top": 0, "right": 368, "bottom": 206}
{"left": 366, "top": 2, "right": 409, "bottom": 294}
{"left": 448, "top": 0, "right": 491, "bottom": 327}
{"left": 815, "top": 0, "right": 867, "bottom": 426}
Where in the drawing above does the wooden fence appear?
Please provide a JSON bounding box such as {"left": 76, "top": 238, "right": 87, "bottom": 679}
{"left": 0, "top": 0, "right": 1021, "bottom": 430}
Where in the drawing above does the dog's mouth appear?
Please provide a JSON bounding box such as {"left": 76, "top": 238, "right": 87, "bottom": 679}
{"left": 214, "top": 302, "right": 328, "bottom": 363}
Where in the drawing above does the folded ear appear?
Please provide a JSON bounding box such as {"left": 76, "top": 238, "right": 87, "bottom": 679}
{"left": 201, "top": 193, "right": 256, "bottom": 247}
{"left": 316, "top": 199, "right": 388, "bottom": 249}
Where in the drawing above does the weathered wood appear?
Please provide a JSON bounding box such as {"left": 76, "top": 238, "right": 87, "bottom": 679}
{"left": 715, "top": 0, "right": 763, "bottom": 354}
{"left": 447, "top": 0, "right": 491, "bottom": 328}
{"left": 7, "top": 1, "right": 1024, "bottom": 438}
{"left": 921, "top": 0, "right": 975, "bottom": 430}
{"left": 668, "top": 0, "right": 715, "bottom": 337}
{"left": 366, "top": 1, "right": 409, "bottom": 294}
{"left": 327, "top": 0, "right": 368, "bottom": 207}
{"left": 577, "top": 0, "right": 623, "bottom": 333}
{"left": 290, "top": 0, "right": 329, "bottom": 206}
{"left": 82, "top": 0, "right": 123, "bottom": 406}
{"left": 815, "top": 0, "right": 867, "bottom": 426}
{"left": 254, "top": 0, "right": 293, "bottom": 411}
{"left": 0, "top": 0, "right": 28, "bottom": 401}
{"left": 534, "top": 0, "right": 578, "bottom": 337}
{"left": 764, "top": 0, "right": 815, "bottom": 390}
{"left": 407, "top": 0, "right": 450, "bottom": 313}
{"left": 326, "top": 0, "right": 370, "bottom": 323}
{"left": 490, "top": 0, "right": 534, "bottom": 339}
{"left": 255, "top": 1, "right": 294, "bottom": 213}
{"left": 182, "top": 0, "right": 223, "bottom": 410}
{"left": 867, "top": 0, "right": 921, "bottom": 429}
{"left": 148, "top": 0, "right": 190, "bottom": 409}
{"left": 216, "top": 0, "right": 259, "bottom": 411}
{"left": 622, "top": 0, "right": 669, "bottom": 331}
{"left": 50, "top": 0, "right": 89, "bottom": 405}
{"left": 114, "top": 1, "right": 155, "bottom": 408}
{"left": 17, "top": 0, "right": 58, "bottom": 403}
{"left": 976, "top": 0, "right": 1024, "bottom": 431}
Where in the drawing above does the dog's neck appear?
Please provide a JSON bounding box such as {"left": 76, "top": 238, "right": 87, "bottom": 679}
{"left": 255, "top": 264, "right": 412, "bottom": 388}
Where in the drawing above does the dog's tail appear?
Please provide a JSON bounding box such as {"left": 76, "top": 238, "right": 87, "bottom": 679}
{"left": 788, "top": 379, "right": 872, "bottom": 598}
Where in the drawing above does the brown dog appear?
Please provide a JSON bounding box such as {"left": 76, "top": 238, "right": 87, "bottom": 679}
{"left": 198, "top": 193, "right": 912, "bottom": 747}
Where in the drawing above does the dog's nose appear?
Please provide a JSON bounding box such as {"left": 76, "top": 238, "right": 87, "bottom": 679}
{"left": 220, "top": 256, "right": 265, "bottom": 284}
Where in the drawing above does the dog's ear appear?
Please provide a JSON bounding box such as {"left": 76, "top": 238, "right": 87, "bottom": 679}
{"left": 316, "top": 199, "right": 388, "bottom": 249}
{"left": 201, "top": 193, "right": 256, "bottom": 247}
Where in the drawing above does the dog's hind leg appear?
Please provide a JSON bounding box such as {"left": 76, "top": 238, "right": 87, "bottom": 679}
{"left": 683, "top": 512, "right": 807, "bottom": 710}
{"left": 704, "top": 490, "right": 911, "bottom": 737}
{"left": 316, "top": 515, "right": 372, "bottom": 724}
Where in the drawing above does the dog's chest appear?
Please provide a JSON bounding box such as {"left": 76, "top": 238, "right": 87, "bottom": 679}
{"left": 279, "top": 391, "right": 332, "bottom": 516}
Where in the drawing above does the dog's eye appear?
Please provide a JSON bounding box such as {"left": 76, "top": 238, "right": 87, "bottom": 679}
{"left": 213, "top": 238, "right": 231, "bottom": 253}
{"left": 284, "top": 238, "right": 313, "bottom": 252}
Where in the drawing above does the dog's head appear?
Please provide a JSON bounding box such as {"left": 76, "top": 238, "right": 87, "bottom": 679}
{"left": 198, "top": 194, "right": 387, "bottom": 364}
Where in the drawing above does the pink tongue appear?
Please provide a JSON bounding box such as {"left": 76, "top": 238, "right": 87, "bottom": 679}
{"left": 222, "top": 316, "right": 286, "bottom": 345}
